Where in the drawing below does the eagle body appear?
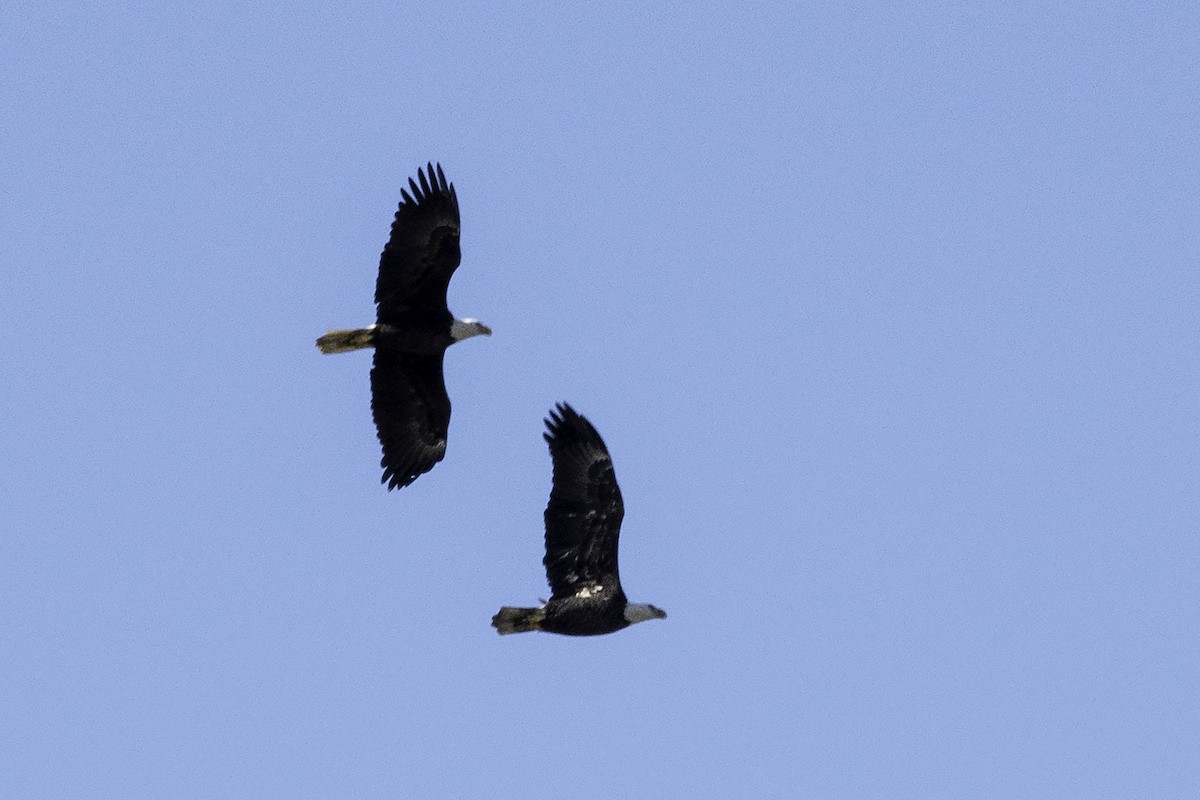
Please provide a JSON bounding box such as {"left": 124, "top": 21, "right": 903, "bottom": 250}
{"left": 539, "top": 589, "right": 633, "bottom": 636}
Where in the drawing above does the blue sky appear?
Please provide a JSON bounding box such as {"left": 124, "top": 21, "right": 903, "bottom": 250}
{"left": 3, "top": 1, "right": 1198, "bottom": 797}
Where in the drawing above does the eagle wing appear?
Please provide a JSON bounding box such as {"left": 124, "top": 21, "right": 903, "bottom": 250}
{"left": 374, "top": 163, "right": 462, "bottom": 322}
{"left": 370, "top": 351, "right": 450, "bottom": 490}
{"left": 542, "top": 403, "right": 626, "bottom": 600}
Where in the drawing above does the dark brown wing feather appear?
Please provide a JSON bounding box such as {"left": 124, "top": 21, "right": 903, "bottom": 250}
{"left": 374, "top": 163, "right": 461, "bottom": 322}
{"left": 542, "top": 403, "right": 626, "bottom": 600}
{"left": 370, "top": 351, "right": 449, "bottom": 490}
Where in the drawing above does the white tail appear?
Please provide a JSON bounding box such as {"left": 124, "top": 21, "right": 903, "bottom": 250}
{"left": 316, "top": 326, "right": 375, "bottom": 354}
{"left": 491, "top": 606, "right": 546, "bottom": 635}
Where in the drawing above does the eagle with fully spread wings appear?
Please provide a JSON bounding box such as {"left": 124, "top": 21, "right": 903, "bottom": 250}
{"left": 317, "top": 163, "right": 490, "bottom": 490}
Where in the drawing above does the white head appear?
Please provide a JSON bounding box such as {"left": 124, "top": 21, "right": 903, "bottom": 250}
{"left": 624, "top": 603, "right": 668, "bottom": 625}
{"left": 450, "top": 318, "right": 493, "bottom": 341}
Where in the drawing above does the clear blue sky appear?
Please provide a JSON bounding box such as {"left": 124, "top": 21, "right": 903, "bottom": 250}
{"left": 3, "top": 2, "right": 1197, "bottom": 797}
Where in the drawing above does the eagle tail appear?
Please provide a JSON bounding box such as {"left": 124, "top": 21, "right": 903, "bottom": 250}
{"left": 491, "top": 606, "right": 546, "bottom": 635}
{"left": 316, "top": 326, "right": 376, "bottom": 354}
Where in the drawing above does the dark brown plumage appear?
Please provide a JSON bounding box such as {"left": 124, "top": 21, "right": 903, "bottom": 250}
{"left": 316, "top": 163, "right": 490, "bottom": 490}
{"left": 492, "top": 404, "right": 666, "bottom": 636}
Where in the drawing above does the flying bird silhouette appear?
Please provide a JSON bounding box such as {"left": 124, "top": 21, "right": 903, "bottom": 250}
{"left": 493, "top": 404, "right": 667, "bottom": 636}
{"left": 317, "top": 163, "right": 490, "bottom": 490}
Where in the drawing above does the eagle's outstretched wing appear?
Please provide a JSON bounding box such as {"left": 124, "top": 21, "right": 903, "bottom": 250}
{"left": 374, "top": 162, "right": 461, "bottom": 322}
{"left": 370, "top": 351, "right": 450, "bottom": 490}
{"left": 542, "top": 403, "right": 626, "bottom": 600}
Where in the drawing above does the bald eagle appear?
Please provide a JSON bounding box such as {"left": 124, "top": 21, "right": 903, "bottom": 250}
{"left": 492, "top": 404, "right": 667, "bottom": 636}
{"left": 316, "top": 163, "right": 491, "bottom": 490}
